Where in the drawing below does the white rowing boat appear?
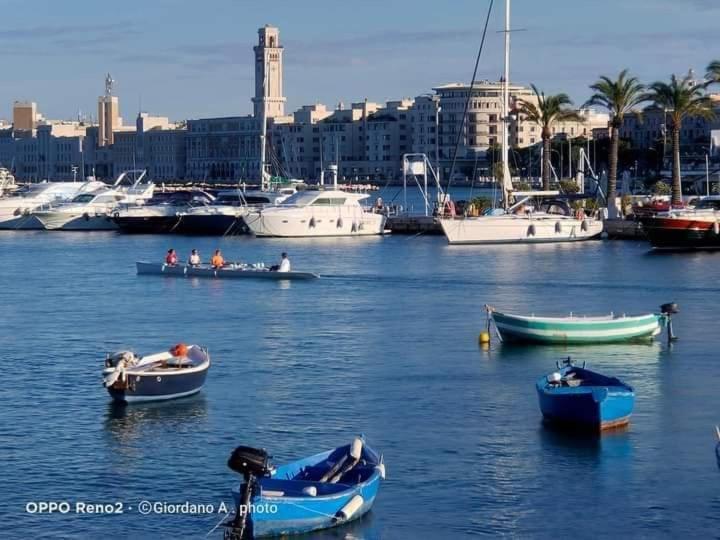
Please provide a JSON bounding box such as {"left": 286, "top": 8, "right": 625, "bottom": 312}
{"left": 136, "top": 261, "right": 320, "bottom": 280}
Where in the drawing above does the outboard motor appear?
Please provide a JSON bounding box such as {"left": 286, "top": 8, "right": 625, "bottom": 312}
{"left": 660, "top": 303, "right": 679, "bottom": 343}
{"left": 225, "top": 446, "right": 271, "bottom": 540}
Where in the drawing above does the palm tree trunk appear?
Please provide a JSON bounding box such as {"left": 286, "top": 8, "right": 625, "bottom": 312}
{"left": 607, "top": 126, "right": 620, "bottom": 218}
{"left": 542, "top": 136, "right": 551, "bottom": 190}
{"left": 671, "top": 126, "right": 682, "bottom": 205}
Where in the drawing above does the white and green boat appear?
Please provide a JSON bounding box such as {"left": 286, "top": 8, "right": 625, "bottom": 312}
{"left": 488, "top": 308, "right": 670, "bottom": 344}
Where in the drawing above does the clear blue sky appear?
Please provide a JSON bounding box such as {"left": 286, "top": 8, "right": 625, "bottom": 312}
{"left": 0, "top": 0, "right": 717, "bottom": 122}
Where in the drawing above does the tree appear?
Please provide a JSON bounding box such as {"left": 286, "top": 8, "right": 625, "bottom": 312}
{"left": 644, "top": 75, "right": 715, "bottom": 204}
{"left": 707, "top": 60, "right": 720, "bottom": 83}
{"left": 517, "top": 85, "right": 584, "bottom": 190}
{"left": 584, "top": 70, "right": 645, "bottom": 218}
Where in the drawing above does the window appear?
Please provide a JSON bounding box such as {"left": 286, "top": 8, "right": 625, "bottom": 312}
{"left": 312, "top": 198, "right": 346, "bottom": 205}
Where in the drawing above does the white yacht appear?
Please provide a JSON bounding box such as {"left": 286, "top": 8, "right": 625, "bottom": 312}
{"left": 33, "top": 170, "right": 154, "bottom": 231}
{"left": 0, "top": 180, "right": 106, "bottom": 229}
{"left": 437, "top": 0, "right": 603, "bottom": 245}
{"left": 243, "top": 188, "right": 386, "bottom": 238}
{"left": 440, "top": 195, "right": 604, "bottom": 244}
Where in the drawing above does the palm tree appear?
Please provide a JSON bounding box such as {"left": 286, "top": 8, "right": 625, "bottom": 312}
{"left": 707, "top": 60, "right": 720, "bottom": 83}
{"left": 645, "top": 75, "right": 715, "bottom": 205}
{"left": 584, "top": 70, "right": 645, "bottom": 218}
{"left": 518, "top": 85, "right": 584, "bottom": 190}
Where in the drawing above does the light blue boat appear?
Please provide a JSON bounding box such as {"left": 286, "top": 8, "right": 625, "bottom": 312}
{"left": 224, "top": 438, "right": 384, "bottom": 539}
{"left": 536, "top": 359, "right": 635, "bottom": 431}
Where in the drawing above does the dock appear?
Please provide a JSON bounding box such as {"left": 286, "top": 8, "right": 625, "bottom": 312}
{"left": 604, "top": 219, "right": 646, "bottom": 240}
{"left": 385, "top": 215, "right": 443, "bottom": 235}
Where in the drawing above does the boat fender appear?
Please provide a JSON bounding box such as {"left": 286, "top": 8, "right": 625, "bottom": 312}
{"left": 376, "top": 462, "right": 386, "bottom": 480}
{"left": 114, "top": 211, "right": 120, "bottom": 219}
{"left": 309, "top": 217, "right": 316, "bottom": 228}
{"left": 13, "top": 207, "right": 21, "bottom": 216}
{"left": 262, "top": 490, "right": 285, "bottom": 497}
{"left": 337, "top": 217, "right": 343, "bottom": 229}
{"left": 581, "top": 220, "right": 589, "bottom": 232}
{"left": 527, "top": 224, "right": 536, "bottom": 237}
{"left": 334, "top": 495, "right": 364, "bottom": 522}
{"left": 83, "top": 212, "right": 90, "bottom": 221}
{"left": 301, "top": 486, "right": 317, "bottom": 497}
{"left": 351, "top": 222, "right": 357, "bottom": 233}
{"left": 555, "top": 221, "right": 562, "bottom": 234}
{"left": 714, "top": 221, "right": 719, "bottom": 235}
{"left": 350, "top": 437, "right": 363, "bottom": 460}
{"left": 358, "top": 221, "right": 364, "bottom": 230}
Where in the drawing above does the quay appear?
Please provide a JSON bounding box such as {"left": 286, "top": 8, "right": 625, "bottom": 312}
{"left": 385, "top": 215, "right": 442, "bottom": 235}
{"left": 604, "top": 219, "right": 646, "bottom": 240}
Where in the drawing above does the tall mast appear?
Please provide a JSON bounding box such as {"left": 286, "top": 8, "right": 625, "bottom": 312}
{"left": 259, "top": 70, "right": 269, "bottom": 191}
{"left": 501, "top": 0, "right": 512, "bottom": 208}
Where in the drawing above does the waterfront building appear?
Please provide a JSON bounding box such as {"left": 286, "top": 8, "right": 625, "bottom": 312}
{"left": 185, "top": 116, "right": 260, "bottom": 181}
{"left": 112, "top": 114, "right": 186, "bottom": 180}
{"left": 13, "top": 101, "right": 39, "bottom": 132}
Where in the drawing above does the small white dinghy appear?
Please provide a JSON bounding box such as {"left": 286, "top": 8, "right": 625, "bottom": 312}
{"left": 102, "top": 343, "right": 210, "bottom": 403}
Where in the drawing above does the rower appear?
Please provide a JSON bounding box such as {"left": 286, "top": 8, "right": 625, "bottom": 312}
{"left": 211, "top": 249, "right": 225, "bottom": 269}
{"left": 278, "top": 252, "right": 291, "bottom": 273}
{"left": 188, "top": 249, "right": 201, "bottom": 266}
{"left": 165, "top": 249, "right": 178, "bottom": 266}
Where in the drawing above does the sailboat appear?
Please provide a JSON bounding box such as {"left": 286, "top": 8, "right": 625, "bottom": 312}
{"left": 438, "top": 0, "right": 603, "bottom": 245}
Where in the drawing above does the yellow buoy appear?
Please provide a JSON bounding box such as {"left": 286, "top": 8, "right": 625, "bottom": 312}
{"left": 478, "top": 331, "right": 491, "bottom": 344}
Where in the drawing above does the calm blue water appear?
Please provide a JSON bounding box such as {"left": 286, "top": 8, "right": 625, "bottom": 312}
{"left": 1, "top": 230, "right": 719, "bottom": 539}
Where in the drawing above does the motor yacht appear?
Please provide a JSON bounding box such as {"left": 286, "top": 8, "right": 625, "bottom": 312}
{"left": 243, "top": 188, "right": 386, "bottom": 238}
{"left": 113, "top": 190, "right": 214, "bottom": 234}
{"left": 0, "top": 180, "right": 106, "bottom": 229}
{"left": 33, "top": 170, "right": 154, "bottom": 230}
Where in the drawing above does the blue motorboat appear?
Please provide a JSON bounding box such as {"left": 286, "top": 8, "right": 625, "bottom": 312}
{"left": 223, "top": 438, "right": 384, "bottom": 539}
{"left": 536, "top": 358, "right": 635, "bottom": 431}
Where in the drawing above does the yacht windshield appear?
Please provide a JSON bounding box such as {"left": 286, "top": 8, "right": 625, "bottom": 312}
{"left": 72, "top": 193, "right": 96, "bottom": 203}
{"left": 279, "top": 191, "right": 319, "bottom": 206}
{"left": 695, "top": 199, "right": 720, "bottom": 210}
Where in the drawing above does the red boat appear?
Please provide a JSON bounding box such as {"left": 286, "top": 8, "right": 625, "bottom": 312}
{"left": 640, "top": 197, "right": 720, "bottom": 249}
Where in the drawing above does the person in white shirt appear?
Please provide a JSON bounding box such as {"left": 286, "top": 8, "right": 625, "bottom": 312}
{"left": 278, "top": 252, "right": 291, "bottom": 273}
{"left": 188, "top": 249, "right": 201, "bottom": 266}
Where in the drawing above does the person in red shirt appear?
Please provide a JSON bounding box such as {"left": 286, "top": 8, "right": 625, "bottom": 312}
{"left": 165, "top": 248, "right": 178, "bottom": 266}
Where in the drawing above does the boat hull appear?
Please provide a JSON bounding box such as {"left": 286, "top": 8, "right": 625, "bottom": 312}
{"left": 492, "top": 312, "right": 663, "bottom": 344}
{"left": 113, "top": 216, "right": 181, "bottom": 234}
{"left": 136, "top": 261, "right": 320, "bottom": 280}
{"left": 244, "top": 210, "right": 386, "bottom": 237}
{"left": 172, "top": 214, "right": 247, "bottom": 235}
{"left": 439, "top": 216, "right": 603, "bottom": 245}
{"left": 537, "top": 386, "right": 634, "bottom": 430}
{"left": 106, "top": 364, "right": 208, "bottom": 403}
{"left": 244, "top": 479, "right": 379, "bottom": 537}
{"left": 36, "top": 212, "right": 118, "bottom": 231}
{"left": 640, "top": 216, "right": 720, "bottom": 249}
{"left": 0, "top": 214, "right": 45, "bottom": 230}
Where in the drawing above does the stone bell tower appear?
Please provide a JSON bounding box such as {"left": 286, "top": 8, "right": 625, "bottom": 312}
{"left": 252, "top": 25, "right": 286, "bottom": 119}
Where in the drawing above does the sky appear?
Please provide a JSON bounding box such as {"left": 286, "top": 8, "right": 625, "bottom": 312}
{"left": 0, "top": 0, "right": 718, "bottom": 122}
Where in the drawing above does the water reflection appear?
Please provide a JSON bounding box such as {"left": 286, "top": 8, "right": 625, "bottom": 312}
{"left": 104, "top": 395, "right": 208, "bottom": 447}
